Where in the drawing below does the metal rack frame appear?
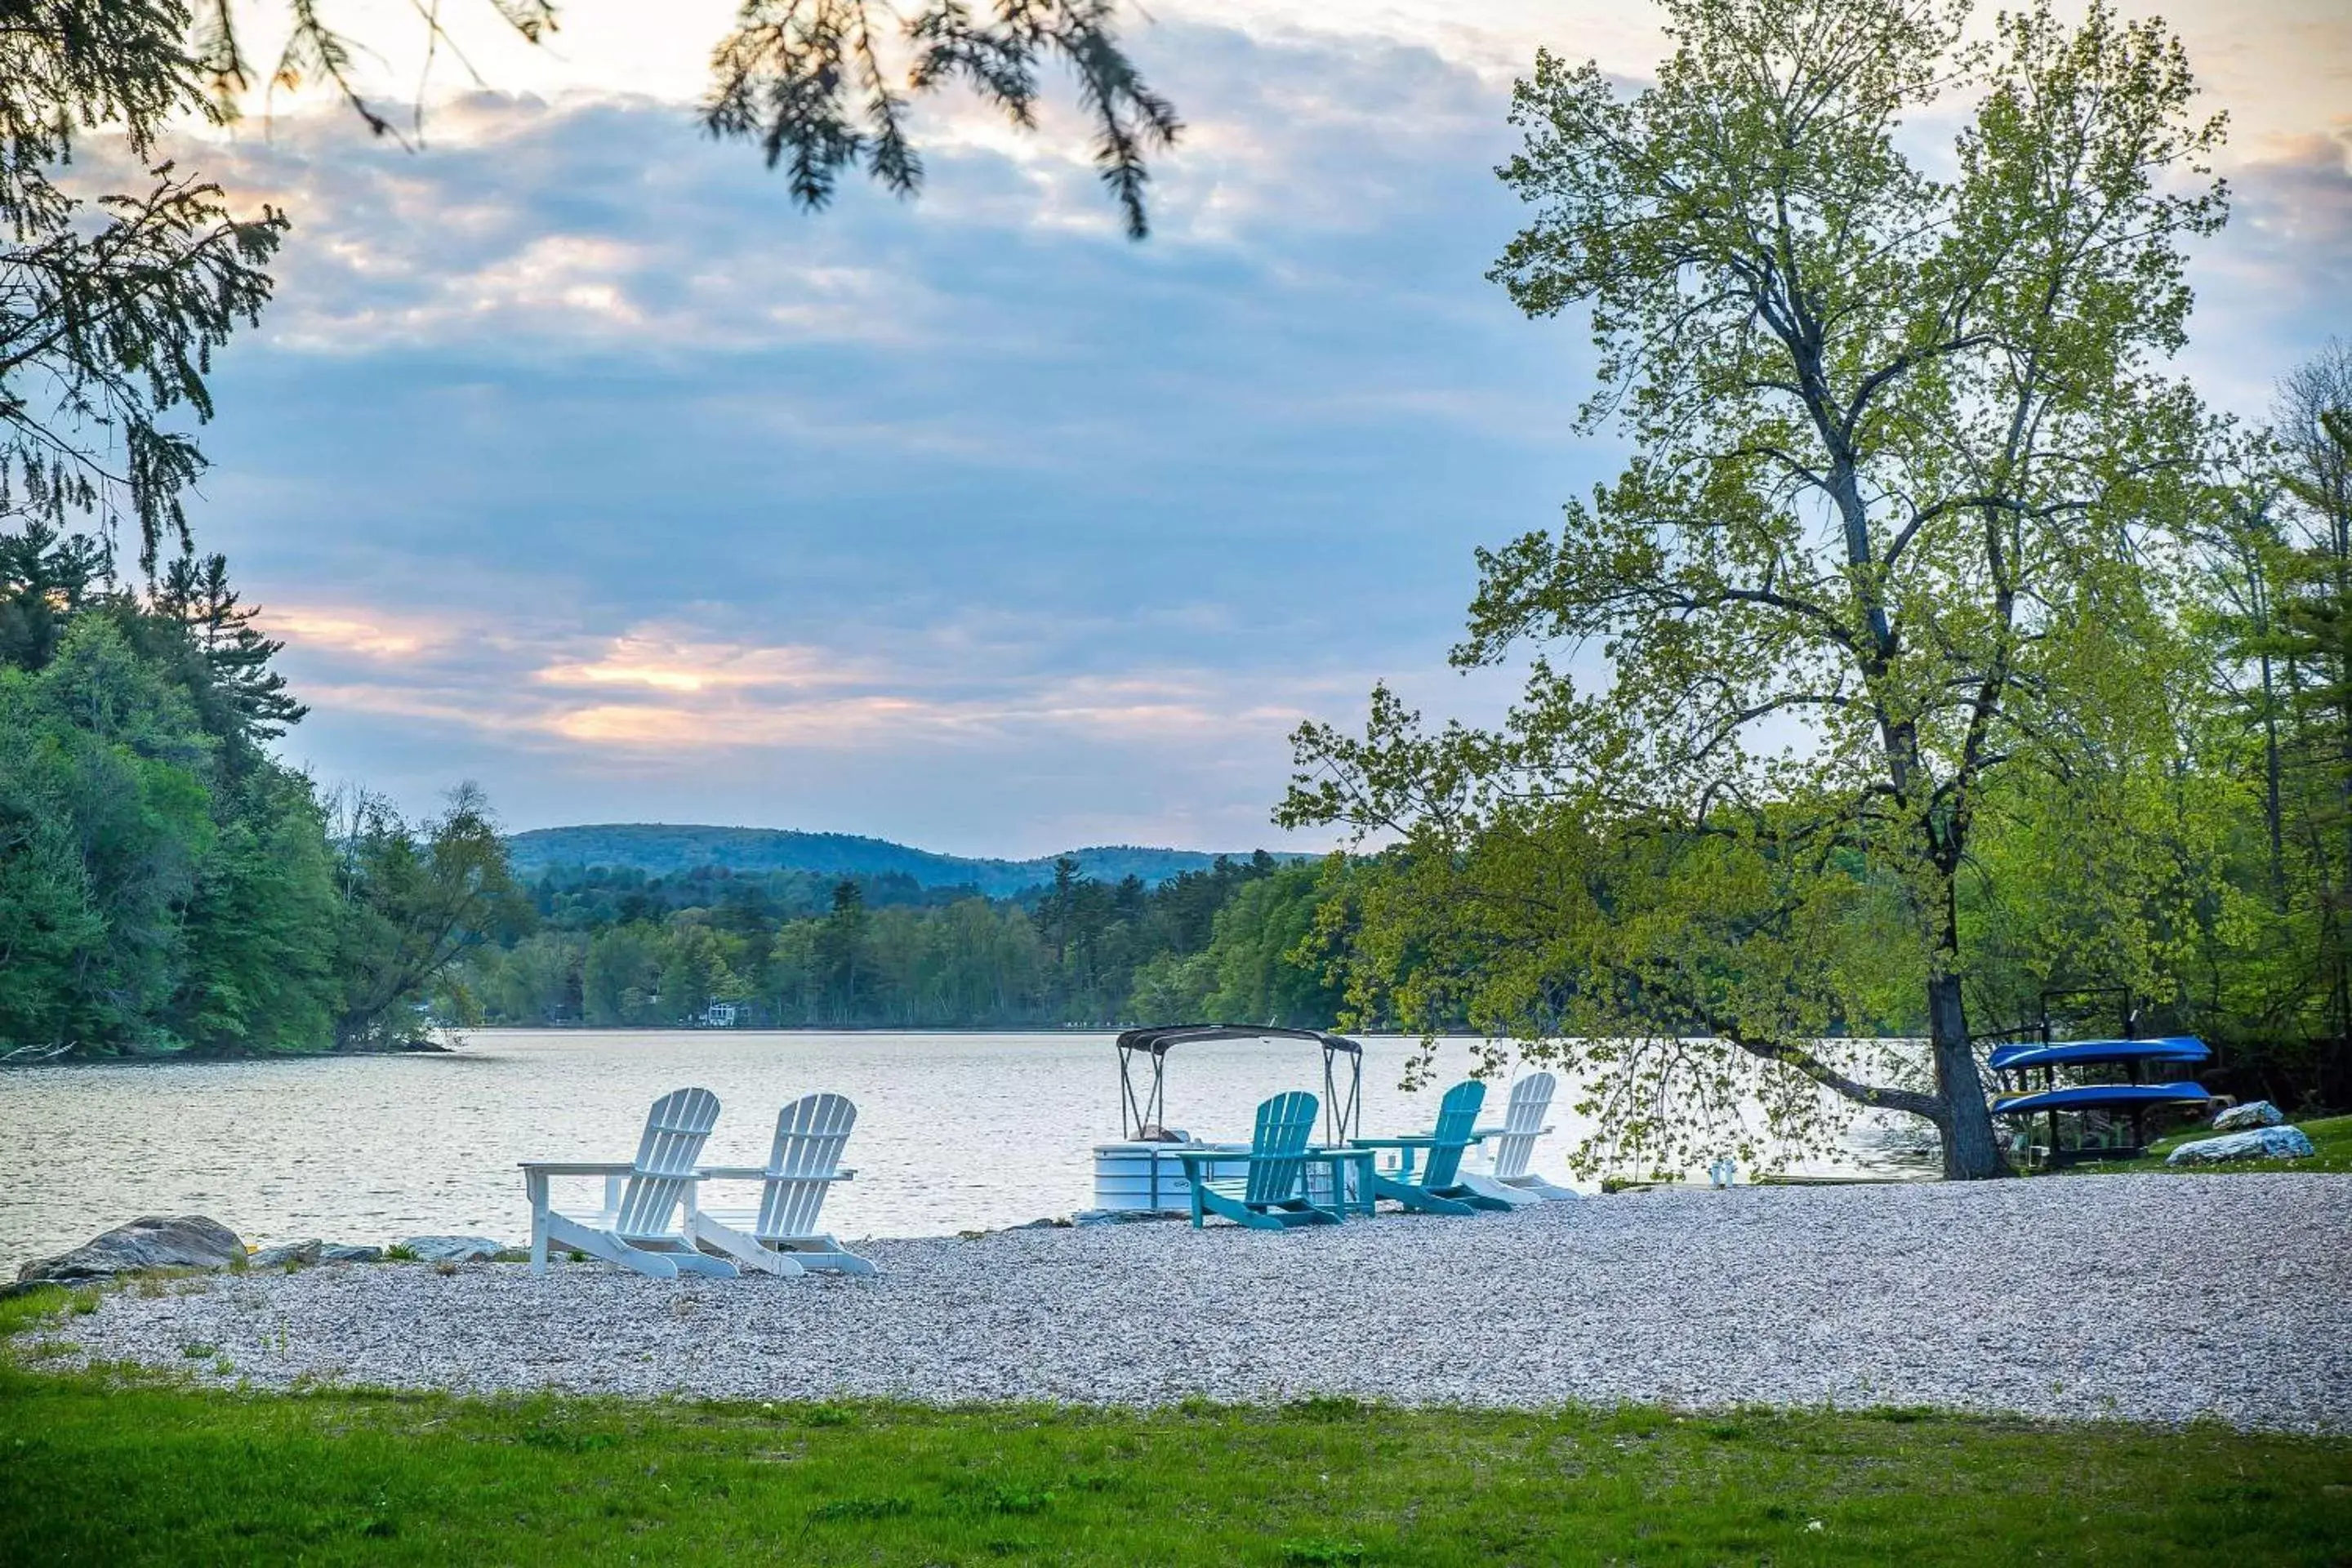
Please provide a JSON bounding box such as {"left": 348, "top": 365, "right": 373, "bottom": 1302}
{"left": 1113, "top": 1024, "right": 1364, "bottom": 1147}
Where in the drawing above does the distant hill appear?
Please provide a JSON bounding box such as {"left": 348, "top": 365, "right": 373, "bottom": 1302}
{"left": 504, "top": 823, "right": 1297, "bottom": 897}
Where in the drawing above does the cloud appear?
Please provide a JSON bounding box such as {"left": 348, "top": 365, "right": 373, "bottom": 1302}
{"left": 265, "top": 605, "right": 450, "bottom": 659}
{"left": 2178, "top": 126, "right": 2352, "bottom": 415}
{"left": 537, "top": 633, "right": 866, "bottom": 695}
{"left": 152, "top": 14, "right": 2350, "bottom": 858}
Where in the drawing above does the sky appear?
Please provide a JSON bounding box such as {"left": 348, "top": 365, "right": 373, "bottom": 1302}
{"left": 138, "top": 0, "right": 2352, "bottom": 858}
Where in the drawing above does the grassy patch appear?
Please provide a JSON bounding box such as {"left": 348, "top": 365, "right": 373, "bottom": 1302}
{"left": 2075, "top": 1112, "right": 2352, "bottom": 1175}
{"left": 0, "top": 1286, "right": 81, "bottom": 1338}
{"left": 0, "top": 1374, "right": 2344, "bottom": 1564}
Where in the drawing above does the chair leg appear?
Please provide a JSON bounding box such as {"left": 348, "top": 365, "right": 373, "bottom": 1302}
{"left": 686, "top": 1213, "right": 800, "bottom": 1278}
{"left": 546, "top": 1214, "right": 684, "bottom": 1280}
{"left": 528, "top": 1172, "right": 551, "bottom": 1275}
{"left": 660, "top": 1245, "right": 740, "bottom": 1279}
{"left": 777, "top": 1236, "right": 874, "bottom": 1276}
{"left": 688, "top": 1213, "right": 805, "bottom": 1277}
{"left": 1503, "top": 1174, "right": 1580, "bottom": 1200}
{"left": 1368, "top": 1174, "right": 1479, "bottom": 1216}
{"left": 1456, "top": 1172, "right": 1544, "bottom": 1208}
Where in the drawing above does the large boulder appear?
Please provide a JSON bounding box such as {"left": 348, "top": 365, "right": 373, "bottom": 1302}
{"left": 2166, "top": 1126, "right": 2317, "bottom": 1166}
{"left": 397, "top": 1235, "right": 506, "bottom": 1263}
{"left": 319, "top": 1243, "right": 383, "bottom": 1263}
{"left": 14, "top": 1215, "right": 247, "bottom": 1288}
{"left": 2212, "top": 1100, "right": 2285, "bottom": 1132}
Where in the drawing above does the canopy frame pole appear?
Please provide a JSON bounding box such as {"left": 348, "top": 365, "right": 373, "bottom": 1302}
{"left": 1319, "top": 1040, "right": 1362, "bottom": 1147}
{"left": 1117, "top": 1040, "right": 1169, "bottom": 1141}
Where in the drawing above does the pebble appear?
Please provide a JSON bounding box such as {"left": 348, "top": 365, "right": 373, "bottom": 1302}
{"left": 49, "top": 1174, "right": 2352, "bottom": 1431}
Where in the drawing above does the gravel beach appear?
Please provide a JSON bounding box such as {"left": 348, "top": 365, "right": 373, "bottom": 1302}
{"left": 47, "top": 1174, "right": 2352, "bottom": 1431}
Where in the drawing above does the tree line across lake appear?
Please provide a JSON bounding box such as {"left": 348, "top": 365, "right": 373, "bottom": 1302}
{"left": 444, "top": 854, "right": 1343, "bottom": 1032}
{"left": 447, "top": 851, "right": 1345, "bottom": 1034}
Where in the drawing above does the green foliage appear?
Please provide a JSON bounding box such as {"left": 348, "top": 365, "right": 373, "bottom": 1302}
{"left": 327, "top": 785, "right": 527, "bottom": 1051}
{"left": 0, "top": 1377, "right": 2346, "bottom": 1565}
{"left": 1285, "top": 0, "right": 2241, "bottom": 1176}
{"left": 457, "top": 849, "right": 1343, "bottom": 1030}
{"left": 171, "top": 0, "right": 1176, "bottom": 238}
{"left": 702, "top": 0, "right": 1179, "bottom": 238}
{"left": 0, "top": 525, "right": 514, "bottom": 1057}
{"left": 2, "top": 0, "right": 287, "bottom": 568}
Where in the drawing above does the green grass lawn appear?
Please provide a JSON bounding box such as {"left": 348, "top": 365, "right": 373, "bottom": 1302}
{"left": 2076, "top": 1112, "right": 2352, "bottom": 1175}
{"left": 2, "top": 1338, "right": 2348, "bottom": 1564}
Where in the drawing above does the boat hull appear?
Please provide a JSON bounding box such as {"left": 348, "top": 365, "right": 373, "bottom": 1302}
{"left": 1989, "top": 1082, "right": 2212, "bottom": 1116}
{"left": 1091, "top": 1142, "right": 1248, "bottom": 1214}
{"left": 1987, "top": 1036, "right": 2211, "bottom": 1073}
{"left": 1090, "top": 1141, "right": 1366, "bottom": 1214}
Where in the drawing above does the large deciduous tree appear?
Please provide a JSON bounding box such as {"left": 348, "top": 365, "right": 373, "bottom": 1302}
{"left": 1282, "top": 0, "right": 2227, "bottom": 1179}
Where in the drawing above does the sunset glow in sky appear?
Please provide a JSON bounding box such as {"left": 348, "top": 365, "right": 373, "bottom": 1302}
{"left": 161, "top": 0, "right": 2352, "bottom": 857}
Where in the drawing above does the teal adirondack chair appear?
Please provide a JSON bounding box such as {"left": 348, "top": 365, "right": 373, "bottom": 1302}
{"left": 1175, "top": 1091, "right": 1341, "bottom": 1230}
{"left": 1352, "top": 1080, "right": 1514, "bottom": 1215}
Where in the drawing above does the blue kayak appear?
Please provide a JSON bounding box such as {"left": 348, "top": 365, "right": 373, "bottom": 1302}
{"left": 1989, "top": 1081, "right": 2212, "bottom": 1116}
{"left": 1987, "top": 1036, "right": 2210, "bottom": 1072}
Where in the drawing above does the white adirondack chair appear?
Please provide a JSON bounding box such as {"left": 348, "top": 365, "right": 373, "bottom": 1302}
{"left": 1456, "top": 1071, "right": 1579, "bottom": 1205}
{"left": 523, "top": 1086, "right": 739, "bottom": 1279}
{"left": 688, "top": 1092, "right": 875, "bottom": 1276}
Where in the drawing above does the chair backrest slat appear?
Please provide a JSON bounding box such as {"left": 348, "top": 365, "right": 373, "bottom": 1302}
{"left": 1490, "top": 1071, "right": 1557, "bottom": 1179}
{"left": 756, "top": 1093, "right": 858, "bottom": 1241}
{"left": 617, "top": 1086, "right": 722, "bottom": 1238}
{"left": 1421, "top": 1079, "right": 1486, "bottom": 1190}
{"left": 1243, "top": 1091, "right": 1319, "bottom": 1205}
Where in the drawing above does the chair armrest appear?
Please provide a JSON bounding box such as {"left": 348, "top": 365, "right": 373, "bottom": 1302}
{"left": 519, "top": 1161, "right": 635, "bottom": 1176}
{"left": 697, "top": 1166, "right": 857, "bottom": 1182}
{"left": 1350, "top": 1135, "right": 1435, "bottom": 1150}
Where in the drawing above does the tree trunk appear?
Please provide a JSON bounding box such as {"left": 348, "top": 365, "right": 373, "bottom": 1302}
{"left": 2261, "top": 648, "right": 2284, "bottom": 900}
{"left": 1927, "top": 972, "right": 2008, "bottom": 1179}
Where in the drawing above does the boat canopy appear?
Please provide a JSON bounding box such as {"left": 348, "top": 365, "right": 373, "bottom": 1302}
{"left": 1114, "top": 1024, "right": 1364, "bottom": 1146}
{"left": 1988, "top": 1082, "right": 2213, "bottom": 1117}
{"left": 1115, "top": 1025, "right": 1361, "bottom": 1057}
{"left": 1987, "top": 1036, "right": 2211, "bottom": 1073}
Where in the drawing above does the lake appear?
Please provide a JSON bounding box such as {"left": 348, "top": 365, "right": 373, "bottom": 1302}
{"left": 0, "top": 1030, "right": 1928, "bottom": 1265}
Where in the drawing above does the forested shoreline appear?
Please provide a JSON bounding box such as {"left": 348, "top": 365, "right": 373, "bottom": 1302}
{"left": 439, "top": 853, "right": 1343, "bottom": 1033}
{"left": 0, "top": 525, "right": 525, "bottom": 1057}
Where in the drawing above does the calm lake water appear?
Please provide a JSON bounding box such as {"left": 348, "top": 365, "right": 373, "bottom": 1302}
{"left": 0, "top": 1030, "right": 1924, "bottom": 1265}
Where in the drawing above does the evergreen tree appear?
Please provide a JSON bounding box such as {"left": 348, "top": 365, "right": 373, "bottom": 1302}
{"left": 153, "top": 550, "right": 307, "bottom": 740}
